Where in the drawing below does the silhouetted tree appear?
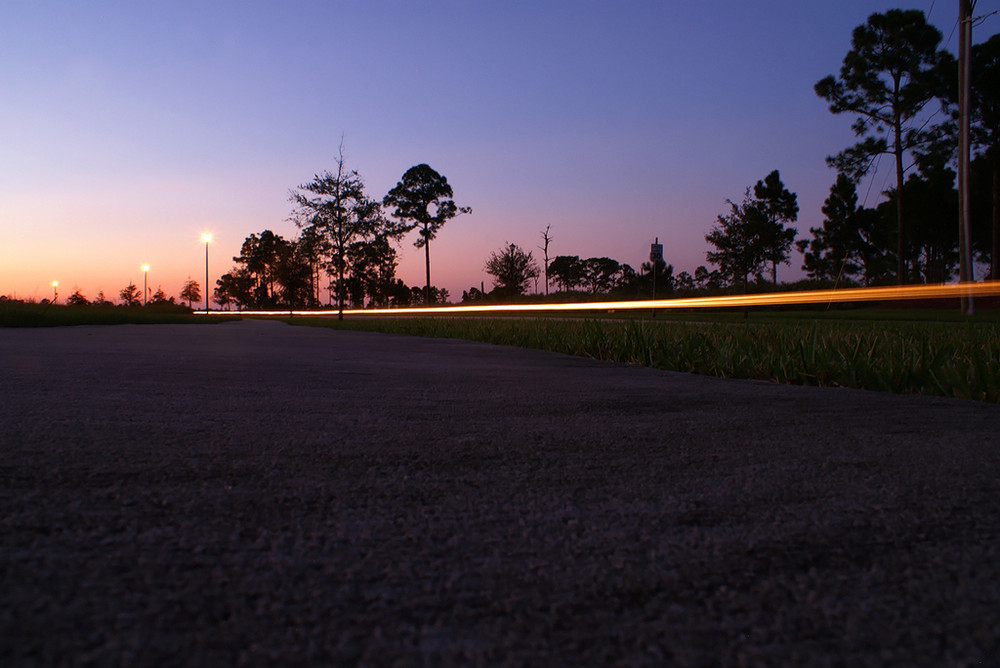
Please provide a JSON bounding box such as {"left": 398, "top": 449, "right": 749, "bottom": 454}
{"left": 462, "top": 286, "right": 486, "bottom": 302}
{"left": 233, "top": 230, "right": 290, "bottom": 307}
{"left": 815, "top": 9, "right": 950, "bottom": 284}
{"left": 539, "top": 225, "right": 552, "bottom": 295}
{"left": 751, "top": 170, "right": 798, "bottom": 284}
{"left": 547, "top": 255, "right": 586, "bottom": 292}
{"left": 66, "top": 289, "right": 89, "bottom": 306}
{"left": 119, "top": 283, "right": 141, "bottom": 307}
{"left": 215, "top": 269, "right": 253, "bottom": 311}
{"left": 797, "top": 173, "right": 891, "bottom": 285}
{"left": 149, "top": 287, "right": 171, "bottom": 305}
{"left": 346, "top": 235, "right": 399, "bottom": 307}
{"left": 885, "top": 158, "right": 959, "bottom": 283}
{"left": 705, "top": 191, "right": 769, "bottom": 291}
{"left": 291, "top": 148, "right": 395, "bottom": 318}
{"left": 64, "top": 290, "right": 83, "bottom": 306}
{"left": 971, "top": 34, "right": 1000, "bottom": 278}
{"left": 385, "top": 279, "right": 413, "bottom": 307}
{"left": 694, "top": 266, "right": 721, "bottom": 289}
{"left": 485, "top": 243, "right": 540, "bottom": 298}
{"left": 383, "top": 164, "right": 471, "bottom": 305}
{"left": 180, "top": 278, "right": 201, "bottom": 308}
{"left": 639, "top": 260, "right": 674, "bottom": 295}
{"left": 583, "top": 257, "right": 621, "bottom": 293}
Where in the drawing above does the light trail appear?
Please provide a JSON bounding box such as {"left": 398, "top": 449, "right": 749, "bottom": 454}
{"left": 200, "top": 281, "right": 1000, "bottom": 317}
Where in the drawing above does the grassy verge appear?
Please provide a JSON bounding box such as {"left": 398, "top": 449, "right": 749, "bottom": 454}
{"left": 288, "top": 315, "right": 1000, "bottom": 403}
{"left": 0, "top": 302, "right": 240, "bottom": 327}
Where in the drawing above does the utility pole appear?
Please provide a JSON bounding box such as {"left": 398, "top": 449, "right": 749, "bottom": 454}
{"left": 958, "top": 0, "right": 976, "bottom": 314}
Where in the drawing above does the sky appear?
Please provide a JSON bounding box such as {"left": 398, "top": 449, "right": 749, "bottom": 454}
{"left": 2, "top": 1, "right": 997, "bottom": 304}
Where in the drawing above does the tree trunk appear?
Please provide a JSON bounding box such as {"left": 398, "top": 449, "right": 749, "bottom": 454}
{"left": 337, "top": 265, "right": 345, "bottom": 321}
{"left": 424, "top": 226, "right": 432, "bottom": 306}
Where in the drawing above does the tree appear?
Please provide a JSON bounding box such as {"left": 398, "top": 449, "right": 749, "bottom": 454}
{"left": 539, "top": 225, "right": 552, "bottom": 295}
{"left": 970, "top": 34, "right": 1000, "bottom": 279}
{"left": 215, "top": 269, "right": 254, "bottom": 311}
{"left": 547, "top": 255, "right": 586, "bottom": 292}
{"left": 291, "top": 148, "right": 394, "bottom": 318}
{"left": 639, "top": 260, "right": 674, "bottom": 296}
{"left": 886, "top": 159, "right": 959, "bottom": 283}
{"left": 66, "top": 289, "right": 89, "bottom": 306}
{"left": 797, "top": 173, "right": 891, "bottom": 285}
{"left": 276, "top": 238, "right": 315, "bottom": 307}
{"left": 149, "top": 287, "right": 171, "bottom": 305}
{"left": 484, "top": 243, "right": 540, "bottom": 298}
{"left": 751, "top": 170, "right": 798, "bottom": 283}
{"left": 346, "top": 235, "right": 399, "bottom": 308}
{"left": 119, "top": 282, "right": 141, "bottom": 307}
{"left": 815, "top": 9, "right": 950, "bottom": 284}
{"left": 462, "top": 286, "right": 486, "bottom": 302}
{"left": 583, "top": 257, "right": 621, "bottom": 294}
{"left": 694, "top": 265, "right": 723, "bottom": 290}
{"left": 705, "top": 192, "right": 769, "bottom": 291}
{"left": 180, "top": 278, "right": 201, "bottom": 308}
{"left": 233, "top": 230, "right": 290, "bottom": 308}
{"left": 383, "top": 164, "right": 471, "bottom": 305}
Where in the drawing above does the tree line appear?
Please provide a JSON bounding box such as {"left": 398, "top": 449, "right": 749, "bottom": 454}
{"left": 706, "top": 9, "right": 1000, "bottom": 290}
{"left": 484, "top": 10, "right": 999, "bottom": 299}
{"left": 213, "top": 151, "right": 469, "bottom": 317}
{"left": 471, "top": 10, "right": 1000, "bottom": 302}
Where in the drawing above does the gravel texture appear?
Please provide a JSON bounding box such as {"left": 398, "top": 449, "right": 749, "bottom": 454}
{"left": 1, "top": 319, "right": 999, "bottom": 667}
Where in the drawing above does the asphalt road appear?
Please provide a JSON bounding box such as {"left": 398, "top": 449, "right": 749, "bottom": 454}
{"left": 2, "top": 319, "right": 999, "bottom": 666}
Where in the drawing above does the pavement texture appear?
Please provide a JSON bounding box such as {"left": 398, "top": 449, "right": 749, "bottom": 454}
{"left": 1, "top": 318, "right": 999, "bottom": 667}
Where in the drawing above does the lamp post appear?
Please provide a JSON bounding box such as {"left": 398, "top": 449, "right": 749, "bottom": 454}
{"left": 201, "top": 233, "right": 212, "bottom": 313}
{"left": 51, "top": 281, "right": 58, "bottom": 304}
{"left": 141, "top": 264, "right": 150, "bottom": 305}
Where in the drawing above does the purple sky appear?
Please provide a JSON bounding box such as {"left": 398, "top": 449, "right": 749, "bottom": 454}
{"left": 2, "top": 1, "right": 996, "bottom": 302}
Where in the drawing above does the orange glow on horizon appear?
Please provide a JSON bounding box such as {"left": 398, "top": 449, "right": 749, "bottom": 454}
{"left": 199, "top": 281, "right": 1000, "bottom": 317}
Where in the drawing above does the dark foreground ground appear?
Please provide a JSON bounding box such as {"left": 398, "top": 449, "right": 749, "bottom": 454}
{"left": 1, "top": 320, "right": 998, "bottom": 667}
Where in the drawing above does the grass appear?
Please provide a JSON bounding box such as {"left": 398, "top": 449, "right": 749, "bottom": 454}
{"left": 0, "top": 301, "right": 240, "bottom": 327}
{"left": 286, "top": 314, "right": 1000, "bottom": 403}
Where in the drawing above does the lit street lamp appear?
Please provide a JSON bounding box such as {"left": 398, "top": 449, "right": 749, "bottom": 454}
{"left": 201, "top": 233, "right": 212, "bottom": 313}
{"left": 141, "top": 264, "right": 150, "bottom": 305}
{"left": 51, "top": 281, "right": 58, "bottom": 304}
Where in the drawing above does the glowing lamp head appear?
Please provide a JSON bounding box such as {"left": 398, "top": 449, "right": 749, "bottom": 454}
{"left": 141, "top": 264, "right": 150, "bottom": 272}
{"left": 52, "top": 281, "right": 58, "bottom": 288}
{"left": 202, "top": 232, "right": 213, "bottom": 244}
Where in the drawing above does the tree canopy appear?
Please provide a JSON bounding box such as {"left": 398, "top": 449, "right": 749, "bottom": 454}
{"left": 383, "top": 164, "right": 470, "bottom": 305}
{"left": 815, "top": 9, "right": 949, "bottom": 284}
{"left": 291, "top": 149, "right": 400, "bottom": 318}
{"left": 484, "top": 243, "right": 540, "bottom": 297}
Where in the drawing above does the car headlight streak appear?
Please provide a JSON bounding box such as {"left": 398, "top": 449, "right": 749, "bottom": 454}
{"left": 198, "top": 282, "right": 1000, "bottom": 317}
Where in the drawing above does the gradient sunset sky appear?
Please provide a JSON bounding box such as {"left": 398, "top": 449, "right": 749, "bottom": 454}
{"left": 2, "top": 1, "right": 996, "bottom": 303}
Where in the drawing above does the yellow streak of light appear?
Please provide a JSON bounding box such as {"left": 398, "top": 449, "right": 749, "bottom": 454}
{"left": 199, "top": 281, "right": 1000, "bottom": 317}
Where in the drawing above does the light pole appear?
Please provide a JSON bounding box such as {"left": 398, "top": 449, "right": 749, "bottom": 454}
{"left": 51, "top": 281, "right": 58, "bottom": 304}
{"left": 202, "top": 233, "right": 212, "bottom": 313}
{"left": 141, "top": 264, "right": 150, "bottom": 306}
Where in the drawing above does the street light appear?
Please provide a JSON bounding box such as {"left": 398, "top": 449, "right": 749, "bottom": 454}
{"left": 51, "top": 281, "right": 58, "bottom": 304}
{"left": 201, "top": 233, "right": 212, "bottom": 313}
{"left": 141, "top": 264, "right": 150, "bottom": 305}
